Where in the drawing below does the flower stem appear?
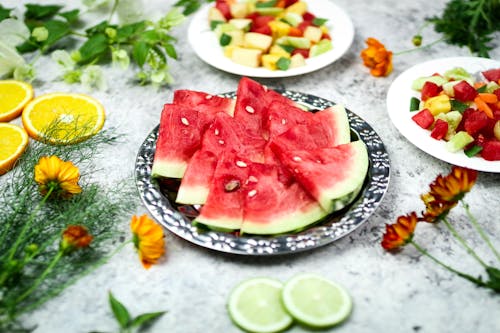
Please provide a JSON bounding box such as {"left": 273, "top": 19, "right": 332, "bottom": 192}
{"left": 393, "top": 37, "right": 446, "bottom": 56}
{"left": 14, "top": 250, "right": 64, "bottom": 304}
{"left": 410, "top": 240, "right": 486, "bottom": 287}
{"left": 442, "top": 217, "right": 488, "bottom": 267}
{"left": 463, "top": 201, "right": 500, "bottom": 262}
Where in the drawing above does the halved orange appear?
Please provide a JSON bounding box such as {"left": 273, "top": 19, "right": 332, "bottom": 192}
{"left": 0, "top": 80, "right": 34, "bottom": 122}
{"left": 22, "top": 93, "right": 105, "bottom": 145}
{"left": 0, "top": 123, "right": 29, "bottom": 175}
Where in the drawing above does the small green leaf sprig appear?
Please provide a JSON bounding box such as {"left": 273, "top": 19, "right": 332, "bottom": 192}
{"left": 0, "top": 0, "right": 188, "bottom": 88}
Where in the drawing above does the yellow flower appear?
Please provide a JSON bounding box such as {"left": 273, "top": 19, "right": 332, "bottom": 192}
{"left": 34, "top": 155, "right": 82, "bottom": 199}
{"left": 130, "top": 215, "right": 165, "bottom": 269}
{"left": 360, "top": 37, "right": 393, "bottom": 77}
{"left": 60, "top": 225, "right": 93, "bottom": 254}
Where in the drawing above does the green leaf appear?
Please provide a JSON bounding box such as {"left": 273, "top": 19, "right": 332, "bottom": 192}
{"left": 132, "top": 41, "right": 151, "bottom": 67}
{"left": 485, "top": 266, "right": 500, "bottom": 292}
{"left": 25, "top": 4, "right": 62, "bottom": 20}
{"left": 130, "top": 311, "right": 166, "bottom": 329}
{"left": 86, "top": 20, "right": 112, "bottom": 36}
{"left": 450, "top": 99, "right": 468, "bottom": 113}
{"left": 0, "top": 5, "right": 13, "bottom": 22}
{"left": 140, "top": 30, "right": 161, "bottom": 44}
{"left": 58, "top": 9, "right": 80, "bottom": 24}
{"left": 313, "top": 17, "right": 328, "bottom": 26}
{"left": 256, "top": 0, "right": 277, "bottom": 8}
{"left": 164, "top": 44, "right": 177, "bottom": 59}
{"left": 42, "top": 20, "right": 71, "bottom": 49}
{"left": 277, "top": 57, "right": 291, "bottom": 70}
{"left": 116, "top": 21, "right": 147, "bottom": 42}
{"left": 78, "top": 33, "right": 109, "bottom": 64}
{"left": 108, "top": 292, "right": 131, "bottom": 329}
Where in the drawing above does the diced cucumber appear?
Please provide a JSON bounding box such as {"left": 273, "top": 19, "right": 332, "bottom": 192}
{"left": 411, "top": 76, "right": 448, "bottom": 91}
{"left": 409, "top": 97, "right": 420, "bottom": 111}
{"left": 255, "top": 7, "right": 284, "bottom": 16}
{"left": 443, "top": 67, "right": 474, "bottom": 85}
{"left": 442, "top": 80, "right": 460, "bottom": 97}
{"left": 220, "top": 33, "right": 232, "bottom": 46}
{"left": 229, "top": 18, "right": 252, "bottom": 31}
{"left": 309, "top": 39, "right": 332, "bottom": 57}
{"left": 214, "top": 23, "right": 237, "bottom": 38}
{"left": 255, "top": 0, "right": 278, "bottom": 8}
{"left": 282, "top": 12, "right": 303, "bottom": 27}
{"left": 436, "top": 111, "right": 462, "bottom": 140}
{"left": 486, "top": 81, "right": 500, "bottom": 93}
{"left": 277, "top": 57, "right": 291, "bottom": 70}
{"left": 210, "top": 20, "right": 225, "bottom": 30}
{"left": 445, "top": 131, "right": 474, "bottom": 152}
{"left": 313, "top": 17, "right": 328, "bottom": 26}
{"left": 275, "top": 36, "right": 311, "bottom": 49}
{"left": 464, "top": 145, "right": 483, "bottom": 157}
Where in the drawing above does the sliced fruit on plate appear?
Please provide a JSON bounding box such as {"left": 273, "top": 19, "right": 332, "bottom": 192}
{"left": 21, "top": 93, "right": 105, "bottom": 145}
{"left": 282, "top": 273, "right": 352, "bottom": 329}
{"left": 273, "top": 141, "right": 369, "bottom": 212}
{"left": 313, "top": 105, "right": 351, "bottom": 146}
{"left": 265, "top": 100, "right": 313, "bottom": 139}
{"left": 0, "top": 123, "right": 29, "bottom": 175}
{"left": 173, "top": 89, "right": 235, "bottom": 116}
{"left": 152, "top": 104, "right": 211, "bottom": 178}
{"left": 228, "top": 277, "right": 293, "bottom": 333}
{"left": 0, "top": 80, "right": 34, "bottom": 122}
{"left": 241, "top": 162, "right": 327, "bottom": 235}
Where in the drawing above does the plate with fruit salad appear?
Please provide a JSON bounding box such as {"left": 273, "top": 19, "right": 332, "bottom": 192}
{"left": 387, "top": 57, "right": 500, "bottom": 173}
{"left": 187, "top": 0, "right": 354, "bottom": 77}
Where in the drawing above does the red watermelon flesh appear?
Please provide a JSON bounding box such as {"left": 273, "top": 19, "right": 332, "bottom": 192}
{"left": 273, "top": 141, "right": 369, "bottom": 212}
{"left": 152, "top": 104, "right": 211, "bottom": 179}
{"left": 194, "top": 153, "right": 251, "bottom": 230}
{"left": 265, "top": 100, "right": 313, "bottom": 139}
{"left": 234, "top": 77, "right": 298, "bottom": 136}
{"left": 173, "top": 90, "right": 235, "bottom": 116}
{"left": 241, "top": 162, "right": 327, "bottom": 235}
{"left": 313, "top": 105, "right": 351, "bottom": 146}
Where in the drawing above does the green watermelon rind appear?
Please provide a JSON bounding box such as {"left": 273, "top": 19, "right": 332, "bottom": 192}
{"left": 193, "top": 215, "right": 242, "bottom": 231}
{"left": 321, "top": 104, "right": 351, "bottom": 146}
{"left": 176, "top": 185, "right": 209, "bottom": 205}
{"left": 151, "top": 160, "right": 187, "bottom": 179}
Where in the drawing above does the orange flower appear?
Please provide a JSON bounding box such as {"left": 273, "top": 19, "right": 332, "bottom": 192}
{"left": 360, "top": 37, "right": 393, "bottom": 77}
{"left": 60, "top": 225, "right": 93, "bottom": 254}
{"left": 428, "top": 166, "right": 477, "bottom": 203}
{"left": 421, "top": 193, "right": 457, "bottom": 223}
{"left": 130, "top": 215, "right": 165, "bottom": 269}
{"left": 34, "top": 155, "right": 82, "bottom": 199}
{"left": 381, "top": 212, "right": 418, "bottom": 250}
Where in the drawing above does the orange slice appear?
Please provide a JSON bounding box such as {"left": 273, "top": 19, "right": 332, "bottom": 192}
{"left": 0, "top": 80, "right": 34, "bottom": 122}
{"left": 22, "top": 93, "right": 105, "bottom": 145}
{"left": 0, "top": 123, "right": 29, "bottom": 175}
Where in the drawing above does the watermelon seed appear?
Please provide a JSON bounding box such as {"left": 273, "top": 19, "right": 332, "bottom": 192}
{"left": 181, "top": 117, "right": 190, "bottom": 126}
{"left": 248, "top": 175, "right": 258, "bottom": 183}
{"left": 218, "top": 139, "right": 225, "bottom": 145}
{"left": 236, "top": 161, "right": 248, "bottom": 168}
{"left": 205, "top": 94, "right": 213, "bottom": 99}
{"left": 281, "top": 118, "right": 287, "bottom": 125}
{"left": 214, "top": 128, "right": 220, "bottom": 135}
{"left": 263, "top": 85, "right": 268, "bottom": 92}
{"left": 248, "top": 189, "right": 257, "bottom": 197}
{"left": 292, "top": 156, "right": 302, "bottom": 162}
{"left": 245, "top": 106, "right": 255, "bottom": 114}
{"left": 224, "top": 179, "right": 240, "bottom": 192}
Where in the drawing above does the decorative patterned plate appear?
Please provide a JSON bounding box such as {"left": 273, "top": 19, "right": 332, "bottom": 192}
{"left": 135, "top": 91, "right": 390, "bottom": 255}
{"left": 187, "top": 0, "right": 354, "bottom": 78}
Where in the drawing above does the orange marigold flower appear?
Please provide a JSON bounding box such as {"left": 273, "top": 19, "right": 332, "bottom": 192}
{"left": 130, "top": 214, "right": 165, "bottom": 269}
{"left": 60, "top": 225, "right": 93, "bottom": 254}
{"left": 420, "top": 193, "right": 457, "bottom": 223}
{"left": 429, "top": 166, "right": 477, "bottom": 203}
{"left": 34, "top": 155, "right": 82, "bottom": 199}
{"left": 360, "top": 37, "right": 393, "bottom": 77}
{"left": 381, "top": 212, "right": 418, "bottom": 250}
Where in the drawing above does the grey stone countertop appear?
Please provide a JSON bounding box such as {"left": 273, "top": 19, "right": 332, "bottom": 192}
{"left": 2, "top": 0, "right": 500, "bottom": 332}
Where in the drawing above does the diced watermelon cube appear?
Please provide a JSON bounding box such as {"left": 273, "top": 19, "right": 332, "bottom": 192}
{"left": 453, "top": 80, "right": 478, "bottom": 102}
{"left": 285, "top": 0, "right": 299, "bottom": 6}
{"left": 252, "top": 24, "right": 272, "bottom": 35}
{"left": 493, "top": 88, "right": 500, "bottom": 100}
{"left": 291, "top": 48, "right": 309, "bottom": 58}
{"left": 430, "top": 119, "right": 448, "bottom": 140}
{"left": 303, "top": 12, "right": 316, "bottom": 21}
{"left": 482, "top": 68, "right": 500, "bottom": 82}
{"left": 298, "top": 21, "right": 312, "bottom": 32}
{"left": 251, "top": 15, "right": 274, "bottom": 29}
{"left": 412, "top": 108, "right": 434, "bottom": 129}
{"left": 215, "top": 0, "right": 232, "bottom": 20}
{"left": 421, "top": 81, "right": 443, "bottom": 101}
{"left": 481, "top": 140, "right": 500, "bottom": 161}
{"left": 321, "top": 33, "right": 331, "bottom": 40}
{"left": 462, "top": 108, "right": 489, "bottom": 136}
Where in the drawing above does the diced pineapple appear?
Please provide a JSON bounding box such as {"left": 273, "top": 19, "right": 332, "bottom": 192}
{"left": 290, "top": 53, "right": 306, "bottom": 68}
{"left": 244, "top": 32, "right": 273, "bottom": 51}
{"left": 269, "top": 45, "right": 291, "bottom": 57}
{"left": 224, "top": 30, "right": 245, "bottom": 46}
{"left": 262, "top": 54, "right": 282, "bottom": 70}
{"left": 224, "top": 45, "right": 237, "bottom": 58}
{"left": 424, "top": 94, "right": 451, "bottom": 116}
{"left": 286, "top": 1, "right": 307, "bottom": 15}
{"left": 269, "top": 21, "right": 291, "bottom": 39}
{"left": 209, "top": 7, "right": 227, "bottom": 22}
{"left": 230, "top": 3, "right": 248, "bottom": 18}
{"left": 320, "top": 25, "right": 328, "bottom": 34}
{"left": 303, "top": 26, "right": 323, "bottom": 43}
{"left": 231, "top": 47, "right": 262, "bottom": 67}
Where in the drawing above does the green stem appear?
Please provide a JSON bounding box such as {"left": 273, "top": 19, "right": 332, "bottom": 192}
{"left": 410, "top": 240, "right": 486, "bottom": 287}
{"left": 70, "top": 30, "right": 88, "bottom": 38}
{"left": 393, "top": 37, "right": 446, "bottom": 56}
{"left": 14, "top": 250, "right": 64, "bottom": 304}
{"left": 442, "top": 217, "right": 487, "bottom": 267}
{"left": 109, "top": 0, "right": 121, "bottom": 22}
{"left": 463, "top": 201, "right": 500, "bottom": 262}
{"left": 6, "top": 187, "right": 54, "bottom": 262}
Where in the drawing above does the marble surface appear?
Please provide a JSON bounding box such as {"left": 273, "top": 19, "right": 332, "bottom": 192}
{"left": 3, "top": 0, "right": 500, "bottom": 332}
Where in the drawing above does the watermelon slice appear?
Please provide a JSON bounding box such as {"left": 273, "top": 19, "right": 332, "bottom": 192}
{"left": 265, "top": 100, "right": 313, "bottom": 139}
{"left": 273, "top": 141, "right": 369, "bottom": 212}
{"left": 152, "top": 104, "right": 211, "bottom": 178}
{"left": 241, "top": 162, "right": 328, "bottom": 235}
{"left": 194, "top": 153, "right": 250, "bottom": 230}
{"left": 313, "top": 105, "right": 351, "bottom": 146}
{"left": 173, "top": 90, "right": 235, "bottom": 116}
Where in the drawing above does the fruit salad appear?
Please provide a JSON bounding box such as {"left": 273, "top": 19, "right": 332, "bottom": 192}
{"left": 410, "top": 67, "right": 500, "bottom": 161}
{"left": 208, "top": 0, "right": 333, "bottom": 70}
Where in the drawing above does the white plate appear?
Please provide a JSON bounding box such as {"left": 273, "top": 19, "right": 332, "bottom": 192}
{"left": 387, "top": 56, "right": 500, "bottom": 173}
{"left": 187, "top": 0, "right": 354, "bottom": 78}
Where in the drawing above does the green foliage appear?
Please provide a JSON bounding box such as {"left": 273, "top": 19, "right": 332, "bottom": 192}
{"left": 174, "top": 0, "right": 214, "bottom": 15}
{"left": 427, "top": 0, "right": 500, "bottom": 58}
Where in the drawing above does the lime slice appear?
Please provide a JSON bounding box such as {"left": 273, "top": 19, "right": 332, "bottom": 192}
{"left": 282, "top": 273, "right": 352, "bottom": 329}
{"left": 228, "top": 277, "right": 293, "bottom": 333}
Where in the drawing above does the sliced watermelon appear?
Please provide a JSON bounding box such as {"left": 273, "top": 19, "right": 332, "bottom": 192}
{"left": 152, "top": 104, "right": 211, "bottom": 179}
{"left": 265, "top": 100, "right": 313, "bottom": 139}
{"left": 273, "top": 141, "right": 369, "bottom": 212}
{"left": 173, "top": 89, "right": 235, "bottom": 116}
{"left": 313, "top": 105, "right": 351, "bottom": 146}
{"left": 194, "top": 153, "right": 250, "bottom": 230}
{"left": 241, "top": 162, "right": 327, "bottom": 235}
